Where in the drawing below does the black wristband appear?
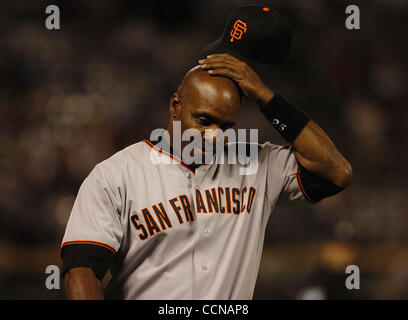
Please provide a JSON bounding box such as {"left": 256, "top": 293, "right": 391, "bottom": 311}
{"left": 297, "top": 163, "right": 345, "bottom": 203}
{"left": 260, "top": 93, "right": 310, "bottom": 142}
{"left": 61, "top": 244, "right": 115, "bottom": 280}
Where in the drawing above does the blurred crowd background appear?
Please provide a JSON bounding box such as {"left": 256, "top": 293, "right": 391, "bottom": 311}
{"left": 0, "top": 0, "right": 407, "bottom": 299}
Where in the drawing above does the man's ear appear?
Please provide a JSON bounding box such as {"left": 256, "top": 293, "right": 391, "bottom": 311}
{"left": 169, "top": 93, "right": 182, "bottom": 119}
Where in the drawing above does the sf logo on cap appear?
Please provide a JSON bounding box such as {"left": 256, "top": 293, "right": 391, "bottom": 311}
{"left": 230, "top": 20, "right": 247, "bottom": 42}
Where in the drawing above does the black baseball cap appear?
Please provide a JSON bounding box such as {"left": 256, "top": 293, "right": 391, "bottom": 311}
{"left": 200, "top": 5, "right": 292, "bottom": 65}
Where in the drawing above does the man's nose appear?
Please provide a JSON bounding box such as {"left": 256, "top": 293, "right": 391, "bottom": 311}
{"left": 203, "top": 128, "right": 226, "bottom": 146}
{"left": 203, "top": 127, "right": 217, "bottom": 140}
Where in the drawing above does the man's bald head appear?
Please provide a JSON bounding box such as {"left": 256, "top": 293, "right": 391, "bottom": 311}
{"left": 168, "top": 66, "right": 241, "bottom": 135}
{"left": 176, "top": 66, "right": 242, "bottom": 107}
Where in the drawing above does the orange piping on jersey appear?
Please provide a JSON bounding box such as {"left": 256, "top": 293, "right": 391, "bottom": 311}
{"left": 61, "top": 240, "right": 117, "bottom": 254}
{"left": 142, "top": 139, "right": 195, "bottom": 174}
{"left": 295, "top": 165, "right": 316, "bottom": 204}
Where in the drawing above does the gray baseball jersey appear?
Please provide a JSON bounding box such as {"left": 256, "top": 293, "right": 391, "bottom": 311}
{"left": 61, "top": 139, "right": 309, "bottom": 299}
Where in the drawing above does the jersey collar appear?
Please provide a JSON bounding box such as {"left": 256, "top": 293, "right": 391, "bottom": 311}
{"left": 143, "top": 138, "right": 197, "bottom": 174}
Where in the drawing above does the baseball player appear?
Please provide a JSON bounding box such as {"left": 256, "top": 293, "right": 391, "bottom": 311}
{"left": 61, "top": 6, "right": 352, "bottom": 300}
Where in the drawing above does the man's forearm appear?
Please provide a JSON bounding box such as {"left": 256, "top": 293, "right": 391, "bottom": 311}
{"left": 64, "top": 267, "right": 103, "bottom": 300}
{"left": 258, "top": 89, "right": 352, "bottom": 187}
{"left": 293, "top": 120, "right": 353, "bottom": 187}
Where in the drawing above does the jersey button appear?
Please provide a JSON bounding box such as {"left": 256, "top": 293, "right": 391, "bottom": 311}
{"left": 201, "top": 265, "right": 208, "bottom": 271}
{"left": 186, "top": 172, "right": 192, "bottom": 179}
{"left": 204, "top": 227, "right": 210, "bottom": 235}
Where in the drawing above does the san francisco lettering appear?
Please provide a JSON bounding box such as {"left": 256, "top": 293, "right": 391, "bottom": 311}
{"left": 130, "top": 186, "right": 256, "bottom": 241}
